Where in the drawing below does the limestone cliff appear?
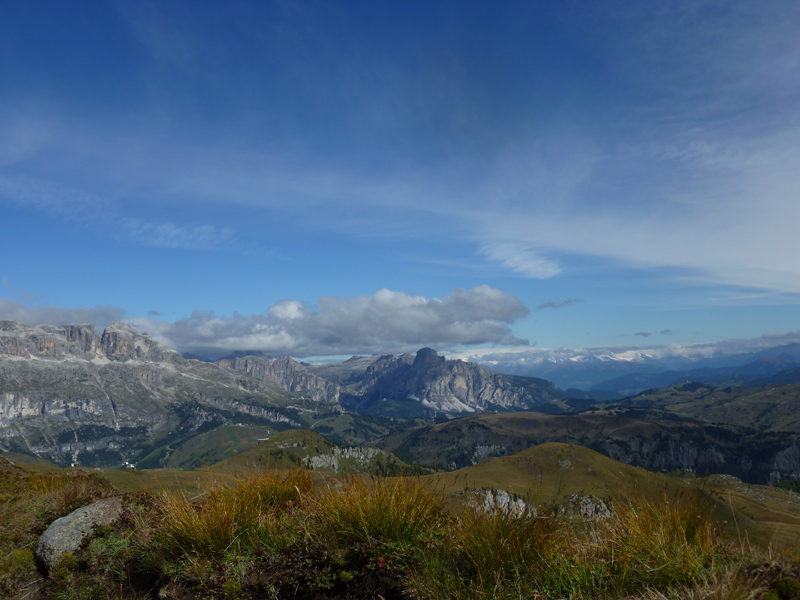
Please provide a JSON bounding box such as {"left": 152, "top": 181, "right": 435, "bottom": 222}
{"left": 217, "top": 356, "right": 340, "bottom": 404}
{"left": 223, "top": 347, "right": 565, "bottom": 417}
{"left": 357, "top": 348, "right": 564, "bottom": 415}
{"left": 0, "top": 321, "right": 340, "bottom": 467}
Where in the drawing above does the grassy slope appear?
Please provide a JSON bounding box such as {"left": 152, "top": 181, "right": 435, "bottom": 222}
{"left": 4, "top": 445, "right": 800, "bottom": 599}
{"left": 210, "top": 429, "right": 337, "bottom": 471}
{"left": 209, "top": 429, "right": 417, "bottom": 476}
{"left": 0, "top": 451, "right": 58, "bottom": 467}
{"left": 141, "top": 412, "right": 428, "bottom": 471}
{"left": 16, "top": 439, "right": 800, "bottom": 551}
{"left": 158, "top": 424, "right": 275, "bottom": 470}
{"left": 428, "top": 442, "right": 800, "bottom": 549}
{"left": 373, "top": 409, "right": 786, "bottom": 470}
{"left": 100, "top": 435, "right": 800, "bottom": 550}
{"left": 613, "top": 381, "right": 800, "bottom": 432}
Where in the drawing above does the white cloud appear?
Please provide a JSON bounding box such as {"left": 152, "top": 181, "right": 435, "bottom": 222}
{"left": 131, "top": 285, "right": 530, "bottom": 357}
{"left": 480, "top": 242, "right": 561, "bottom": 279}
{"left": 0, "top": 298, "right": 125, "bottom": 329}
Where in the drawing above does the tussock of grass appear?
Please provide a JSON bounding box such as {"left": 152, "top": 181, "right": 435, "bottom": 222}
{"left": 601, "top": 487, "right": 720, "bottom": 591}
{"left": 409, "top": 502, "right": 579, "bottom": 599}
{"left": 156, "top": 467, "right": 312, "bottom": 556}
{"left": 409, "top": 487, "right": 734, "bottom": 599}
{"left": 312, "top": 475, "right": 447, "bottom": 554}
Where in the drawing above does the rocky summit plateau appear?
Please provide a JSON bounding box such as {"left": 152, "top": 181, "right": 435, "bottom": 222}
{"left": 0, "top": 320, "right": 566, "bottom": 468}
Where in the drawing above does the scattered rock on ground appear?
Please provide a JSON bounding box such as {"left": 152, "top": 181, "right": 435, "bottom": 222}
{"left": 35, "top": 497, "right": 123, "bottom": 572}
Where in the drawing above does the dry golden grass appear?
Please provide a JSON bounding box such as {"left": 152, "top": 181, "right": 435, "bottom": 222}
{"left": 155, "top": 467, "right": 313, "bottom": 556}
{"left": 311, "top": 475, "right": 448, "bottom": 553}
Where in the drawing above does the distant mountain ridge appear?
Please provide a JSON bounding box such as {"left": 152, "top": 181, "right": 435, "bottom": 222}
{"left": 612, "top": 380, "right": 800, "bottom": 433}
{"left": 462, "top": 341, "right": 800, "bottom": 389}
{"left": 590, "top": 355, "right": 800, "bottom": 397}
{"left": 216, "top": 347, "right": 565, "bottom": 418}
{"left": 373, "top": 409, "right": 800, "bottom": 485}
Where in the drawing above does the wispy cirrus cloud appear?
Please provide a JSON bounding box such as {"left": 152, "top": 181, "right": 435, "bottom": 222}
{"left": 536, "top": 298, "right": 583, "bottom": 311}
{"left": 122, "top": 219, "right": 234, "bottom": 250}
{"left": 480, "top": 242, "right": 560, "bottom": 279}
{"left": 3, "top": 1, "right": 800, "bottom": 309}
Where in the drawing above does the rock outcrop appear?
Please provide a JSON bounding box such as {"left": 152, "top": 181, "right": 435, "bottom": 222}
{"left": 35, "top": 497, "right": 123, "bottom": 572}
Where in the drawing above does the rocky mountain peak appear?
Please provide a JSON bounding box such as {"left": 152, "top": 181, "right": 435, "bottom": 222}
{"left": 100, "top": 322, "right": 178, "bottom": 362}
{"left": 412, "top": 347, "right": 444, "bottom": 368}
{"left": 0, "top": 321, "right": 99, "bottom": 359}
{"left": 272, "top": 356, "right": 302, "bottom": 369}
{"left": 0, "top": 320, "right": 181, "bottom": 362}
{"left": 217, "top": 354, "right": 340, "bottom": 404}
{"left": 60, "top": 323, "right": 99, "bottom": 354}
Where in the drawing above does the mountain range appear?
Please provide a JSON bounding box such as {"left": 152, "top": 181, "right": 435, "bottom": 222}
{"left": 589, "top": 349, "right": 800, "bottom": 396}
{"left": 459, "top": 341, "right": 800, "bottom": 390}
{"left": 0, "top": 320, "right": 564, "bottom": 467}
{"left": 0, "top": 321, "right": 345, "bottom": 467}
{"left": 221, "top": 347, "right": 564, "bottom": 418}
{"left": 2, "top": 319, "right": 799, "bottom": 487}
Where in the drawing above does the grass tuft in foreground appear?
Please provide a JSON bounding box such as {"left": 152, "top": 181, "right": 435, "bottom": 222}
{"left": 408, "top": 501, "right": 579, "bottom": 599}
{"left": 0, "top": 459, "right": 114, "bottom": 598}
{"left": 600, "top": 487, "right": 720, "bottom": 592}
{"left": 311, "top": 475, "right": 447, "bottom": 556}
{"left": 155, "top": 467, "right": 313, "bottom": 557}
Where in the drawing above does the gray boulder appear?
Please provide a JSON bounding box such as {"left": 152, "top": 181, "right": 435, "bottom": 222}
{"left": 35, "top": 497, "right": 123, "bottom": 571}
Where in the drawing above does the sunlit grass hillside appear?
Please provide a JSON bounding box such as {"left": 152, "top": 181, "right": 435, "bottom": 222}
{"left": 2, "top": 445, "right": 800, "bottom": 599}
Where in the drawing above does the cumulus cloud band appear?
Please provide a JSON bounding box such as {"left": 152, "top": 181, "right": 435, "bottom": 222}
{"left": 125, "top": 285, "right": 530, "bottom": 357}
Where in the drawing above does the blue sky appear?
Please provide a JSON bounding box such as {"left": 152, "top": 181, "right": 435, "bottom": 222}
{"left": 1, "top": 1, "right": 799, "bottom": 360}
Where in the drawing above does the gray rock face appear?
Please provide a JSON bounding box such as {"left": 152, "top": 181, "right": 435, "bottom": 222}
{"left": 0, "top": 321, "right": 341, "bottom": 467}
{"left": 0, "top": 321, "right": 100, "bottom": 359}
{"left": 358, "top": 348, "right": 563, "bottom": 414}
{"left": 218, "top": 355, "right": 340, "bottom": 403}
{"left": 100, "top": 322, "right": 180, "bottom": 363}
{"left": 35, "top": 497, "right": 123, "bottom": 572}
{"left": 225, "top": 348, "right": 564, "bottom": 417}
